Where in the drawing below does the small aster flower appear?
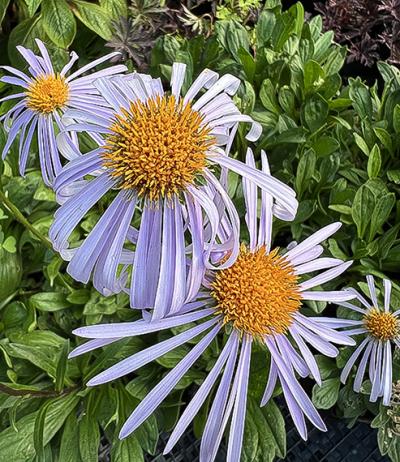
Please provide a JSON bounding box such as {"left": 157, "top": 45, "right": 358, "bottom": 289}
{"left": 0, "top": 39, "right": 126, "bottom": 185}
{"left": 69, "top": 151, "right": 354, "bottom": 461}
{"left": 339, "top": 275, "right": 400, "bottom": 405}
{"left": 49, "top": 63, "right": 298, "bottom": 313}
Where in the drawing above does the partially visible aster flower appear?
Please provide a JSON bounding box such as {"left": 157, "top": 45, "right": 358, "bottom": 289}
{"left": 0, "top": 39, "right": 126, "bottom": 185}
{"left": 69, "top": 151, "right": 354, "bottom": 460}
{"left": 50, "top": 63, "right": 298, "bottom": 313}
{"left": 339, "top": 275, "right": 400, "bottom": 405}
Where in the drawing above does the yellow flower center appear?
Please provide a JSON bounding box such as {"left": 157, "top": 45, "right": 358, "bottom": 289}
{"left": 26, "top": 74, "right": 69, "bottom": 114}
{"left": 364, "top": 309, "right": 398, "bottom": 341}
{"left": 211, "top": 245, "right": 301, "bottom": 337}
{"left": 102, "top": 95, "right": 213, "bottom": 201}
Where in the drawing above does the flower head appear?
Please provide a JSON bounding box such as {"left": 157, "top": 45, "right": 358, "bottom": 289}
{"left": 69, "top": 151, "right": 354, "bottom": 461}
{"left": 0, "top": 39, "right": 126, "bottom": 185}
{"left": 50, "top": 64, "right": 298, "bottom": 313}
{"left": 339, "top": 275, "right": 400, "bottom": 405}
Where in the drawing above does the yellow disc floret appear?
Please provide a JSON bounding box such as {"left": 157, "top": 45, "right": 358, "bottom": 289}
{"left": 364, "top": 309, "right": 398, "bottom": 341}
{"left": 102, "top": 95, "right": 214, "bottom": 201}
{"left": 211, "top": 245, "right": 302, "bottom": 337}
{"left": 26, "top": 74, "right": 69, "bottom": 114}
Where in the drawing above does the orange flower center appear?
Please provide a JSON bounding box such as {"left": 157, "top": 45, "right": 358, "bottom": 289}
{"left": 26, "top": 74, "right": 69, "bottom": 113}
{"left": 211, "top": 245, "right": 301, "bottom": 337}
{"left": 102, "top": 95, "right": 213, "bottom": 201}
{"left": 364, "top": 309, "right": 398, "bottom": 341}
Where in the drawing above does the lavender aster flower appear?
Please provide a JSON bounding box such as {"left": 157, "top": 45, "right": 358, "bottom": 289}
{"left": 339, "top": 275, "right": 400, "bottom": 405}
{"left": 49, "top": 63, "right": 298, "bottom": 313}
{"left": 70, "top": 151, "right": 354, "bottom": 460}
{"left": 0, "top": 39, "right": 126, "bottom": 185}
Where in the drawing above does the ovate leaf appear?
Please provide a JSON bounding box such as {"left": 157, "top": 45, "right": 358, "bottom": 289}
{"left": 312, "top": 378, "right": 340, "bottom": 409}
{"left": 42, "top": 0, "right": 76, "bottom": 48}
{"left": 72, "top": 1, "right": 113, "bottom": 40}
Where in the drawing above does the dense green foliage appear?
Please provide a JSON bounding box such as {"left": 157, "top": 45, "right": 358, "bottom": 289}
{"left": 1, "top": 0, "right": 400, "bottom": 460}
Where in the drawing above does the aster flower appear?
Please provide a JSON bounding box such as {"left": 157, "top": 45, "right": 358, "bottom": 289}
{"left": 0, "top": 39, "right": 126, "bottom": 185}
{"left": 339, "top": 275, "right": 400, "bottom": 405}
{"left": 69, "top": 151, "right": 354, "bottom": 461}
{"left": 49, "top": 63, "right": 298, "bottom": 313}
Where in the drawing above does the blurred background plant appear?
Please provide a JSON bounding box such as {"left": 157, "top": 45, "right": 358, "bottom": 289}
{"left": 1, "top": 0, "right": 400, "bottom": 461}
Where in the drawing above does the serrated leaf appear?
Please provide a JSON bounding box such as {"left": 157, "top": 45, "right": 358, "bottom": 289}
{"left": 99, "top": 0, "right": 127, "bottom": 20}
{"left": 42, "top": 0, "right": 76, "bottom": 48}
{"left": 72, "top": 0, "right": 112, "bottom": 40}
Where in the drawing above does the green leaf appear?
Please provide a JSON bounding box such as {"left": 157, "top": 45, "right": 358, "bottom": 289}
{"left": 259, "top": 79, "right": 279, "bottom": 114}
{"left": 72, "top": 1, "right": 113, "bottom": 40}
{"left": 260, "top": 400, "right": 286, "bottom": 458}
{"left": 255, "top": 10, "right": 276, "bottom": 46}
{"left": 387, "top": 170, "right": 400, "bottom": 184}
{"left": 367, "top": 144, "right": 381, "bottom": 179}
{"left": 2, "top": 236, "right": 16, "bottom": 253}
{"left": 99, "top": 0, "right": 128, "bottom": 20}
{"left": 59, "top": 412, "right": 81, "bottom": 462}
{"left": 30, "top": 292, "right": 72, "bottom": 312}
{"left": 368, "top": 193, "right": 396, "bottom": 242}
{"left": 311, "top": 136, "right": 340, "bottom": 157}
{"left": 79, "top": 414, "right": 100, "bottom": 462}
{"left": 393, "top": 104, "right": 400, "bottom": 134}
{"left": 303, "top": 60, "right": 325, "bottom": 92}
{"left": 42, "top": 0, "right": 76, "bottom": 48}
{"left": 349, "top": 79, "right": 372, "bottom": 120}
{"left": 111, "top": 437, "right": 144, "bottom": 462}
{"left": 353, "top": 132, "right": 370, "bottom": 156}
{"left": 34, "top": 400, "right": 53, "bottom": 461}
{"left": 352, "top": 184, "right": 375, "bottom": 239}
{"left": 0, "top": 0, "right": 10, "bottom": 24}
{"left": 312, "top": 378, "right": 340, "bottom": 409}
{"left": 7, "top": 16, "right": 45, "bottom": 67}
{"left": 373, "top": 127, "right": 393, "bottom": 153}
{"left": 238, "top": 47, "right": 255, "bottom": 82}
{"left": 271, "top": 10, "right": 297, "bottom": 51}
{"left": 0, "top": 393, "right": 79, "bottom": 462}
{"left": 55, "top": 340, "right": 69, "bottom": 391}
{"left": 315, "top": 355, "right": 336, "bottom": 380}
{"left": 295, "top": 149, "right": 316, "bottom": 196}
{"left": 301, "top": 94, "right": 329, "bottom": 132}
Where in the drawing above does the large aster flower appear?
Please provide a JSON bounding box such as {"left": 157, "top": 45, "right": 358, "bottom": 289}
{"left": 49, "top": 63, "right": 298, "bottom": 313}
{"left": 70, "top": 151, "right": 354, "bottom": 461}
{"left": 339, "top": 275, "right": 400, "bottom": 405}
{"left": 0, "top": 39, "right": 126, "bottom": 185}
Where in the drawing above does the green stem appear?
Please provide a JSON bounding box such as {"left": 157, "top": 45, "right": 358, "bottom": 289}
{"left": 0, "top": 189, "right": 53, "bottom": 250}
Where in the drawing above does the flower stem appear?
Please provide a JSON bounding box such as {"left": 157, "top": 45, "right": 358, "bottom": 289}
{"left": 0, "top": 189, "right": 53, "bottom": 250}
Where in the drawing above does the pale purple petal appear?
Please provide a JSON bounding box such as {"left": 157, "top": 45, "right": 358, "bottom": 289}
{"left": 227, "top": 335, "right": 252, "bottom": 462}
{"left": 73, "top": 308, "right": 216, "bottom": 338}
{"left": 340, "top": 338, "right": 369, "bottom": 383}
{"left": 119, "top": 323, "right": 221, "bottom": 439}
{"left": 164, "top": 331, "right": 239, "bottom": 454}
{"left": 88, "top": 318, "right": 218, "bottom": 386}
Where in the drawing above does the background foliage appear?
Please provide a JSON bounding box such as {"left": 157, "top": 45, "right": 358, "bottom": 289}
{"left": 1, "top": 0, "right": 400, "bottom": 461}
